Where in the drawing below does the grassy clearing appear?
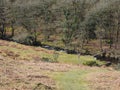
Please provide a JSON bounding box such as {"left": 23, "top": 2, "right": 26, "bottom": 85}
{"left": 51, "top": 70, "right": 89, "bottom": 90}
{"left": 42, "top": 52, "right": 105, "bottom": 66}
{"left": 50, "top": 68, "right": 108, "bottom": 90}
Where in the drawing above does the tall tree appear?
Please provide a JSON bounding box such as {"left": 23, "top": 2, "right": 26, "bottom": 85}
{"left": 0, "top": 0, "right": 15, "bottom": 38}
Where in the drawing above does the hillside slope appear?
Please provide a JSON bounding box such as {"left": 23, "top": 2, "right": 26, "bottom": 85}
{"left": 0, "top": 40, "right": 120, "bottom": 90}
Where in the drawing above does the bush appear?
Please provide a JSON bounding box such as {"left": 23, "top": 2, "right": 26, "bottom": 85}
{"left": 24, "top": 36, "right": 34, "bottom": 45}
{"left": 41, "top": 57, "right": 50, "bottom": 62}
{"left": 13, "top": 33, "right": 41, "bottom": 46}
{"left": 105, "top": 40, "right": 113, "bottom": 45}
{"left": 12, "top": 31, "right": 29, "bottom": 43}
{"left": 85, "top": 49, "right": 90, "bottom": 55}
{"left": 33, "top": 83, "right": 54, "bottom": 90}
{"left": 83, "top": 60, "right": 99, "bottom": 66}
{"left": 53, "top": 51, "right": 59, "bottom": 62}
{"left": 41, "top": 54, "right": 59, "bottom": 63}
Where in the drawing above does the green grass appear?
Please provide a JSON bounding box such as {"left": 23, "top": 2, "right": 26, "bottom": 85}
{"left": 50, "top": 68, "right": 109, "bottom": 90}
{"left": 59, "top": 53, "right": 94, "bottom": 64}
{"left": 42, "top": 52, "right": 105, "bottom": 66}
{"left": 0, "top": 44, "right": 49, "bottom": 62}
{"left": 51, "top": 68, "right": 108, "bottom": 90}
{"left": 0, "top": 41, "right": 105, "bottom": 66}
{"left": 0, "top": 40, "right": 105, "bottom": 66}
{"left": 51, "top": 70, "right": 89, "bottom": 90}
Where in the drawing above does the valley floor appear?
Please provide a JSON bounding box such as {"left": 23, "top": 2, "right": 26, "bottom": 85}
{"left": 0, "top": 40, "right": 120, "bottom": 90}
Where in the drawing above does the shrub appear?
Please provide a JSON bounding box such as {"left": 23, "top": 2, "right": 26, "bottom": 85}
{"left": 41, "top": 52, "right": 59, "bottom": 63}
{"left": 33, "top": 83, "right": 54, "bottom": 90}
{"left": 105, "top": 40, "right": 113, "bottom": 45}
{"left": 85, "top": 49, "right": 90, "bottom": 55}
{"left": 83, "top": 60, "right": 99, "bottom": 66}
{"left": 24, "top": 36, "right": 34, "bottom": 45}
{"left": 53, "top": 51, "right": 59, "bottom": 62}
{"left": 41, "top": 57, "right": 50, "bottom": 62}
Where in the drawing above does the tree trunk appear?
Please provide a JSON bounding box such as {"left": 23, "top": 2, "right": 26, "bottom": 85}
{"left": 34, "top": 30, "right": 37, "bottom": 43}
{"left": 1, "top": 23, "right": 5, "bottom": 39}
{"left": 3, "top": 27, "right": 6, "bottom": 38}
{"left": 11, "top": 25, "right": 14, "bottom": 37}
{"left": 100, "top": 38, "right": 103, "bottom": 51}
{"left": 109, "top": 32, "right": 112, "bottom": 49}
{"left": 115, "top": 30, "right": 119, "bottom": 49}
